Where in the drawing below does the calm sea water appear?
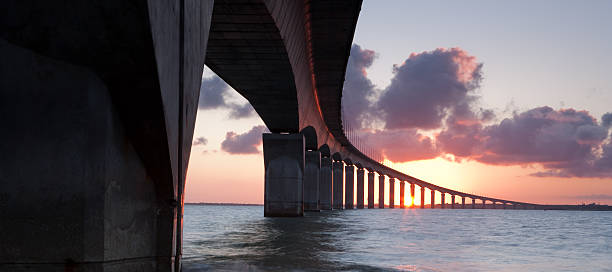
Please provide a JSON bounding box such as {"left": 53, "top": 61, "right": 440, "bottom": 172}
{"left": 182, "top": 205, "right": 612, "bottom": 272}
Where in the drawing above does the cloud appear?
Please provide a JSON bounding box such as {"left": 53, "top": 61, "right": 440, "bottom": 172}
{"left": 340, "top": 44, "right": 612, "bottom": 177}
{"left": 602, "top": 112, "right": 612, "bottom": 128}
{"left": 220, "top": 125, "right": 269, "bottom": 154}
{"left": 475, "top": 107, "right": 607, "bottom": 164}
{"left": 341, "top": 44, "right": 378, "bottom": 128}
{"left": 199, "top": 75, "right": 255, "bottom": 119}
{"left": 376, "top": 48, "right": 483, "bottom": 130}
{"left": 199, "top": 75, "right": 229, "bottom": 109}
{"left": 193, "top": 137, "right": 208, "bottom": 146}
{"left": 342, "top": 46, "right": 486, "bottom": 163}
{"left": 229, "top": 103, "right": 256, "bottom": 119}
{"left": 441, "top": 107, "right": 612, "bottom": 178}
{"left": 362, "top": 129, "right": 439, "bottom": 162}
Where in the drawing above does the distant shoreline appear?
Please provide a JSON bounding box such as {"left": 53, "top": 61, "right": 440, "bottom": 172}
{"left": 186, "top": 202, "right": 263, "bottom": 206}
{"left": 185, "top": 203, "right": 612, "bottom": 210}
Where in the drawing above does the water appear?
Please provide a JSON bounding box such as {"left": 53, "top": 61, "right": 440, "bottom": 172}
{"left": 183, "top": 205, "right": 612, "bottom": 271}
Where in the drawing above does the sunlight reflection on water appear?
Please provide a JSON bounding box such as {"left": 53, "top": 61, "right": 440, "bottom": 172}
{"left": 183, "top": 205, "right": 612, "bottom": 272}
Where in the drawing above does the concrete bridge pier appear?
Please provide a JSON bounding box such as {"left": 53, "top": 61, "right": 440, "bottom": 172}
{"left": 410, "top": 183, "right": 415, "bottom": 208}
{"left": 344, "top": 164, "right": 355, "bottom": 209}
{"left": 263, "top": 133, "right": 305, "bottom": 217}
{"left": 492, "top": 201, "right": 496, "bottom": 209}
{"left": 319, "top": 156, "right": 333, "bottom": 210}
{"left": 421, "top": 186, "right": 425, "bottom": 209}
{"left": 0, "top": 1, "right": 214, "bottom": 270}
{"left": 367, "top": 171, "right": 375, "bottom": 208}
{"left": 503, "top": 202, "right": 507, "bottom": 209}
{"left": 400, "top": 181, "right": 405, "bottom": 208}
{"left": 462, "top": 196, "right": 466, "bottom": 209}
{"left": 332, "top": 160, "right": 344, "bottom": 209}
{"left": 451, "top": 195, "right": 456, "bottom": 209}
{"left": 441, "top": 193, "right": 446, "bottom": 209}
{"left": 431, "top": 190, "right": 436, "bottom": 209}
{"left": 379, "top": 175, "right": 385, "bottom": 209}
{"left": 389, "top": 178, "right": 395, "bottom": 208}
{"left": 304, "top": 150, "right": 321, "bottom": 211}
{"left": 356, "top": 167, "right": 365, "bottom": 209}
{"left": 482, "top": 199, "right": 487, "bottom": 209}
{"left": 472, "top": 198, "right": 476, "bottom": 209}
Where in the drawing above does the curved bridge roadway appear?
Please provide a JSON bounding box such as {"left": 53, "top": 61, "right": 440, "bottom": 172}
{"left": 205, "top": 0, "right": 538, "bottom": 216}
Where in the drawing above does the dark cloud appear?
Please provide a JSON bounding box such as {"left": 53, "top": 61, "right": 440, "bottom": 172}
{"left": 442, "top": 107, "right": 612, "bottom": 178}
{"left": 220, "top": 125, "right": 268, "bottom": 155}
{"left": 376, "top": 48, "right": 483, "bottom": 130}
{"left": 228, "top": 103, "right": 256, "bottom": 119}
{"left": 436, "top": 115, "right": 485, "bottom": 158}
{"left": 475, "top": 107, "right": 607, "bottom": 165}
{"left": 199, "top": 75, "right": 228, "bottom": 109}
{"left": 342, "top": 46, "right": 485, "bottom": 163}
{"left": 342, "top": 44, "right": 378, "bottom": 128}
{"left": 199, "top": 74, "right": 255, "bottom": 119}
{"left": 602, "top": 112, "right": 612, "bottom": 128}
{"left": 362, "top": 129, "right": 439, "bottom": 162}
{"left": 340, "top": 44, "right": 612, "bottom": 178}
{"left": 193, "top": 137, "right": 208, "bottom": 146}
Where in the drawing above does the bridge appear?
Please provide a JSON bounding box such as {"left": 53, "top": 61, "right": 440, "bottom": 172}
{"left": 1, "top": 0, "right": 538, "bottom": 271}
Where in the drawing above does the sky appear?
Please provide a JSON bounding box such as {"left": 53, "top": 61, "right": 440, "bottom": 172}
{"left": 185, "top": 0, "right": 612, "bottom": 205}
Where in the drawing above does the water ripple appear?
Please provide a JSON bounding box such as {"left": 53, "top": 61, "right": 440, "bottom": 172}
{"left": 183, "top": 205, "right": 612, "bottom": 271}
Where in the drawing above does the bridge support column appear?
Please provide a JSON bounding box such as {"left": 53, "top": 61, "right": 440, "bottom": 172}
{"left": 492, "top": 201, "right": 496, "bottom": 209}
{"left": 319, "top": 157, "right": 333, "bottom": 210}
{"left": 410, "top": 183, "right": 415, "bottom": 208}
{"left": 344, "top": 164, "right": 355, "bottom": 209}
{"left": 367, "top": 172, "right": 375, "bottom": 208}
{"left": 356, "top": 168, "right": 365, "bottom": 209}
{"left": 472, "top": 198, "right": 476, "bottom": 209}
{"left": 441, "top": 193, "right": 445, "bottom": 209}
{"left": 431, "top": 189, "right": 436, "bottom": 209}
{"left": 304, "top": 150, "right": 321, "bottom": 211}
{"left": 389, "top": 178, "right": 395, "bottom": 208}
{"left": 332, "top": 161, "right": 344, "bottom": 209}
{"left": 451, "top": 195, "right": 455, "bottom": 209}
{"left": 264, "top": 133, "right": 305, "bottom": 217}
{"left": 420, "top": 186, "right": 425, "bottom": 209}
{"left": 378, "top": 175, "right": 385, "bottom": 208}
{"left": 0, "top": 1, "right": 214, "bottom": 270}
{"left": 400, "top": 181, "right": 405, "bottom": 208}
{"left": 503, "top": 202, "right": 507, "bottom": 209}
{"left": 462, "top": 197, "right": 465, "bottom": 209}
{"left": 482, "top": 199, "right": 486, "bottom": 209}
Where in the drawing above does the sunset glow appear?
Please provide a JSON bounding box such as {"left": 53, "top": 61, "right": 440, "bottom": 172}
{"left": 185, "top": 1, "right": 612, "bottom": 206}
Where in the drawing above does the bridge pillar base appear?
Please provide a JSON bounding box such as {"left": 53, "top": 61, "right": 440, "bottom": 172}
{"left": 367, "top": 172, "right": 375, "bottom": 208}
{"left": 319, "top": 157, "right": 333, "bottom": 210}
{"left": 356, "top": 168, "right": 365, "bottom": 209}
{"left": 389, "top": 178, "right": 395, "bottom": 208}
{"left": 399, "top": 181, "right": 405, "bottom": 209}
{"left": 263, "top": 133, "right": 305, "bottom": 217}
{"left": 379, "top": 175, "right": 385, "bottom": 209}
{"left": 304, "top": 151, "right": 321, "bottom": 211}
{"left": 332, "top": 161, "right": 344, "bottom": 209}
{"left": 410, "top": 183, "right": 415, "bottom": 208}
{"left": 421, "top": 187, "right": 425, "bottom": 209}
{"left": 344, "top": 165, "right": 356, "bottom": 209}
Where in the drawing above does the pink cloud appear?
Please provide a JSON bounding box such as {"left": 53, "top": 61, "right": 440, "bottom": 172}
{"left": 341, "top": 44, "right": 612, "bottom": 177}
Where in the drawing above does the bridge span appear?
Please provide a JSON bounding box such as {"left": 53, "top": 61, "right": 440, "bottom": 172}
{"left": 1, "top": 0, "right": 537, "bottom": 271}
